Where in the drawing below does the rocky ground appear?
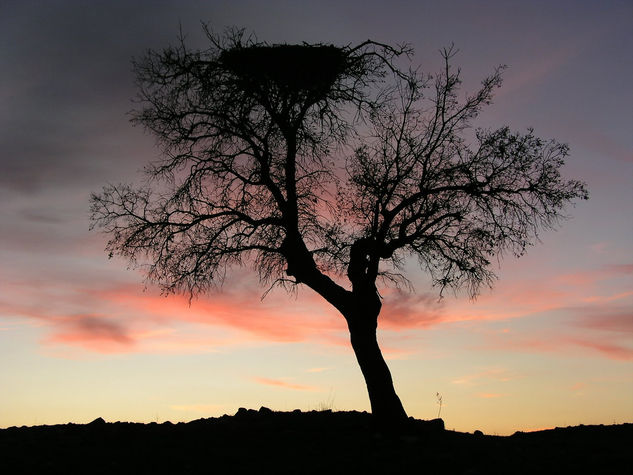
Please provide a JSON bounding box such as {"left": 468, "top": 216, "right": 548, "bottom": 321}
{"left": 1, "top": 408, "right": 631, "bottom": 474}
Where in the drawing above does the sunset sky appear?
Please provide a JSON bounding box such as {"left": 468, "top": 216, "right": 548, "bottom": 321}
{"left": 1, "top": 0, "right": 631, "bottom": 435}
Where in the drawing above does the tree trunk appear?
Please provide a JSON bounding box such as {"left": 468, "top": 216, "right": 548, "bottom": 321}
{"left": 282, "top": 237, "right": 407, "bottom": 426}
{"left": 346, "top": 311, "right": 408, "bottom": 427}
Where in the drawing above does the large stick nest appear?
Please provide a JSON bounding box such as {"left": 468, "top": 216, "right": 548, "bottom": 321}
{"left": 219, "top": 44, "right": 348, "bottom": 98}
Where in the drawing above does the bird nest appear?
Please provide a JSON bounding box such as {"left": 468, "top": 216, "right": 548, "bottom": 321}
{"left": 219, "top": 44, "right": 348, "bottom": 98}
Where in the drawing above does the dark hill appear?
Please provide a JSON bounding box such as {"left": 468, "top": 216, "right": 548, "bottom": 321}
{"left": 1, "top": 408, "right": 630, "bottom": 474}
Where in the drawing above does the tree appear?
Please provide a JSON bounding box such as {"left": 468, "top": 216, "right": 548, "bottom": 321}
{"left": 91, "top": 28, "right": 588, "bottom": 426}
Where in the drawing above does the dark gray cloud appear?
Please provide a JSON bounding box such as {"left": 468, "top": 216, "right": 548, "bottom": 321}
{"left": 0, "top": 1, "right": 197, "bottom": 193}
{"left": 4, "top": 0, "right": 626, "bottom": 195}
{"left": 380, "top": 291, "right": 445, "bottom": 329}
{"left": 61, "top": 314, "right": 134, "bottom": 345}
{"left": 0, "top": 0, "right": 367, "bottom": 194}
{"left": 571, "top": 307, "right": 633, "bottom": 334}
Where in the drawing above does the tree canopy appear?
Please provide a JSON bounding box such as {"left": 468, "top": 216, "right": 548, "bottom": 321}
{"left": 91, "top": 28, "right": 588, "bottom": 424}
{"left": 92, "top": 30, "right": 586, "bottom": 300}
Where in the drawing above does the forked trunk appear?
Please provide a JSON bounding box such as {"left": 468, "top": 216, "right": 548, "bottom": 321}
{"left": 346, "top": 312, "right": 408, "bottom": 427}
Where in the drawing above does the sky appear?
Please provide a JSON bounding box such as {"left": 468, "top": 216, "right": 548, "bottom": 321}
{"left": 1, "top": 0, "right": 631, "bottom": 435}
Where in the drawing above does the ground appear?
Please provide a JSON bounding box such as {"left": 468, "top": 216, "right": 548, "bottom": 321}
{"left": 1, "top": 408, "right": 630, "bottom": 474}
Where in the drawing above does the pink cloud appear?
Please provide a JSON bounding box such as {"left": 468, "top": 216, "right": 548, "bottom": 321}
{"left": 441, "top": 279, "right": 569, "bottom": 323}
{"left": 0, "top": 275, "right": 349, "bottom": 353}
{"left": 497, "top": 40, "right": 582, "bottom": 99}
{"left": 477, "top": 316, "right": 633, "bottom": 362}
{"left": 440, "top": 262, "right": 633, "bottom": 333}
{"left": 555, "top": 118, "right": 633, "bottom": 165}
{"left": 0, "top": 281, "right": 253, "bottom": 353}
{"left": 569, "top": 339, "right": 633, "bottom": 361}
{"left": 556, "top": 264, "right": 633, "bottom": 287}
{"left": 3, "top": 252, "right": 631, "bottom": 359}
{"left": 101, "top": 285, "right": 346, "bottom": 343}
{"left": 590, "top": 242, "right": 609, "bottom": 254}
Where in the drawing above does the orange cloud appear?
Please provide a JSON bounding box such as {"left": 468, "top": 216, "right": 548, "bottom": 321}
{"left": 253, "top": 377, "right": 317, "bottom": 391}
{"left": 582, "top": 291, "right": 633, "bottom": 304}
{"left": 381, "top": 345, "right": 418, "bottom": 361}
{"left": 477, "top": 393, "right": 508, "bottom": 399}
{"left": 524, "top": 426, "right": 555, "bottom": 433}
{"left": 170, "top": 404, "right": 225, "bottom": 413}
{"left": 452, "top": 368, "right": 517, "bottom": 386}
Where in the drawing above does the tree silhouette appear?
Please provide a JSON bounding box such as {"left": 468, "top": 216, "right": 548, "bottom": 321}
{"left": 91, "top": 28, "right": 588, "bottom": 426}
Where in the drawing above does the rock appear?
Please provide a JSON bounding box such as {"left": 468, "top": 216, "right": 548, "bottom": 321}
{"left": 88, "top": 417, "right": 106, "bottom": 426}
{"left": 259, "top": 406, "right": 273, "bottom": 415}
{"left": 235, "top": 407, "right": 257, "bottom": 417}
{"left": 427, "top": 418, "right": 445, "bottom": 432}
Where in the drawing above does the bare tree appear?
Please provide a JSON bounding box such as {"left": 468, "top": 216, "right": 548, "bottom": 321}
{"left": 91, "top": 28, "right": 588, "bottom": 426}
